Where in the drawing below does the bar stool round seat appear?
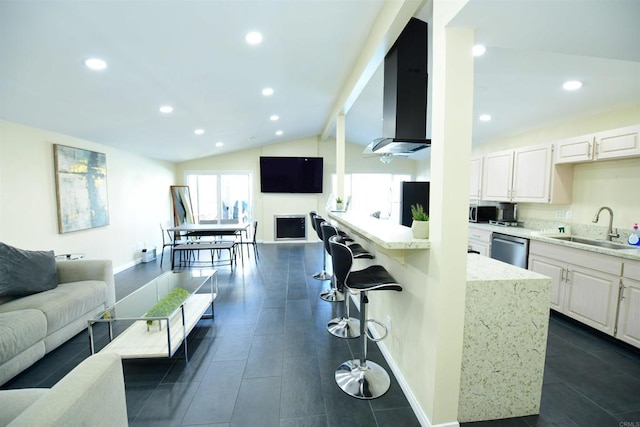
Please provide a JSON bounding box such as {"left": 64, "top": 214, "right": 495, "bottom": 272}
{"left": 322, "top": 223, "right": 374, "bottom": 338}
{"left": 329, "top": 237, "right": 402, "bottom": 400}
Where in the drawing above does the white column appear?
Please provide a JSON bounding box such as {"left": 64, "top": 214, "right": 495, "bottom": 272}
{"left": 423, "top": 1, "right": 474, "bottom": 424}
{"left": 336, "top": 114, "right": 346, "bottom": 201}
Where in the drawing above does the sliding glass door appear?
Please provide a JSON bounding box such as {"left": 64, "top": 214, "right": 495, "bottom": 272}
{"left": 186, "top": 172, "right": 252, "bottom": 224}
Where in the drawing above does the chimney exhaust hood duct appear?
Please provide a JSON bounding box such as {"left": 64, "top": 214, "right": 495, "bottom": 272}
{"left": 368, "top": 18, "right": 430, "bottom": 155}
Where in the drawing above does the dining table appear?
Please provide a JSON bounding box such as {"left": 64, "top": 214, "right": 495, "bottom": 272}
{"left": 167, "top": 222, "right": 251, "bottom": 265}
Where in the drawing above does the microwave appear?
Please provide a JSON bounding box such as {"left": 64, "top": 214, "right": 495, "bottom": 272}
{"left": 469, "top": 205, "right": 497, "bottom": 223}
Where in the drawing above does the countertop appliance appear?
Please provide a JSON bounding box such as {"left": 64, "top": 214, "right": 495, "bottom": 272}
{"left": 469, "top": 205, "right": 496, "bottom": 223}
{"left": 490, "top": 232, "right": 530, "bottom": 269}
{"left": 497, "top": 202, "right": 517, "bottom": 222}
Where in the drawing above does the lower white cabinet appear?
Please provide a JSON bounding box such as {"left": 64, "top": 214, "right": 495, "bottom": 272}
{"left": 468, "top": 228, "right": 492, "bottom": 257}
{"left": 617, "top": 260, "right": 640, "bottom": 347}
{"left": 529, "top": 241, "right": 622, "bottom": 336}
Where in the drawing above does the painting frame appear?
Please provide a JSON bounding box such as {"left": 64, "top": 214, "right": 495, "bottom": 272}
{"left": 53, "top": 144, "right": 110, "bottom": 233}
{"left": 170, "top": 185, "right": 195, "bottom": 226}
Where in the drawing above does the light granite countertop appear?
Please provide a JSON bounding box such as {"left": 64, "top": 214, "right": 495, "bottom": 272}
{"left": 466, "top": 252, "right": 549, "bottom": 281}
{"left": 327, "top": 212, "right": 431, "bottom": 250}
{"left": 469, "top": 222, "right": 640, "bottom": 261}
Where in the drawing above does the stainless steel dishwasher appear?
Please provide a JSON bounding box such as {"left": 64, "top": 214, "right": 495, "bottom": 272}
{"left": 490, "top": 232, "right": 530, "bottom": 268}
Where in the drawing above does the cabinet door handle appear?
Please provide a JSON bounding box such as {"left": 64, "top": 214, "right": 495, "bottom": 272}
{"left": 620, "top": 281, "right": 626, "bottom": 301}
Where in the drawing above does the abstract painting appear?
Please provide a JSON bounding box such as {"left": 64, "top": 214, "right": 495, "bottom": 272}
{"left": 53, "top": 144, "right": 109, "bottom": 233}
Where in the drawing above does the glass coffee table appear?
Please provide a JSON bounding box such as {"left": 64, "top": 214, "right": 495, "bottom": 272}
{"left": 88, "top": 269, "right": 217, "bottom": 361}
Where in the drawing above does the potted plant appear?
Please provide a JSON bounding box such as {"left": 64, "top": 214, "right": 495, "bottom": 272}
{"left": 335, "top": 197, "right": 344, "bottom": 211}
{"left": 410, "top": 203, "right": 429, "bottom": 239}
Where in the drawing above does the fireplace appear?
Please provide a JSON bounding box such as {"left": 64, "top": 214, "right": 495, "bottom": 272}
{"left": 274, "top": 215, "right": 306, "bottom": 240}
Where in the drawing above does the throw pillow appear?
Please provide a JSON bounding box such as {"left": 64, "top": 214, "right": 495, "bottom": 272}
{"left": 0, "top": 242, "right": 57, "bottom": 297}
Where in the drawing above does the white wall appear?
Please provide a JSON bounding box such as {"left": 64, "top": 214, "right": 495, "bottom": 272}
{"left": 471, "top": 105, "right": 640, "bottom": 229}
{"left": 0, "top": 120, "right": 176, "bottom": 272}
{"left": 176, "top": 136, "right": 418, "bottom": 242}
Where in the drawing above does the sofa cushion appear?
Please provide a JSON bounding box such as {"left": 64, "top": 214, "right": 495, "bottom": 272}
{"left": 0, "top": 243, "right": 57, "bottom": 298}
{"left": 0, "top": 281, "right": 106, "bottom": 336}
{"left": 0, "top": 310, "right": 47, "bottom": 365}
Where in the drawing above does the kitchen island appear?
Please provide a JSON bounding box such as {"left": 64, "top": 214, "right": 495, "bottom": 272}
{"left": 328, "top": 212, "right": 551, "bottom": 423}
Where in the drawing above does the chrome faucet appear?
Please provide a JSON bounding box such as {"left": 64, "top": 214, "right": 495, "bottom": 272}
{"left": 592, "top": 206, "right": 619, "bottom": 241}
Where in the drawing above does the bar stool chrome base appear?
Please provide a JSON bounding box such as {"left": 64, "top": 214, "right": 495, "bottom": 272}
{"left": 335, "top": 359, "right": 390, "bottom": 399}
{"left": 327, "top": 316, "right": 360, "bottom": 338}
{"left": 320, "top": 288, "right": 344, "bottom": 302}
{"left": 313, "top": 270, "right": 332, "bottom": 281}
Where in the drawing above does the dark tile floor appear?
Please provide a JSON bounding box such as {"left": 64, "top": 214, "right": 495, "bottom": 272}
{"left": 3, "top": 243, "right": 640, "bottom": 427}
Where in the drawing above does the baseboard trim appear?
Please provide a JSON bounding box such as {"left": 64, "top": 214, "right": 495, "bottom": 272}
{"left": 352, "top": 293, "right": 460, "bottom": 427}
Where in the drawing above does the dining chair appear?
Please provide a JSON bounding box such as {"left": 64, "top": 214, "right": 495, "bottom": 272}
{"left": 159, "top": 223, "right": 190, "bottom": 267}
{"left": 242, "top": 221, "right": 258, "bottom": 259}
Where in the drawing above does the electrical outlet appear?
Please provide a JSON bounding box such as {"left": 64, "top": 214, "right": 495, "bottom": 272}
{"left": 554, "top": 210, "right": 565, "bottom": 219}
{"left": 386, "top": 315, "right": 392, "bottom": 333}
{"left": 565, "top": 210, "right": 572, "bottom": 219}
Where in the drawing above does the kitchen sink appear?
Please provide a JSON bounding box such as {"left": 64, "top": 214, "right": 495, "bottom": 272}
{"left": 550, "top": 236, "right": 630, "bottom": 250}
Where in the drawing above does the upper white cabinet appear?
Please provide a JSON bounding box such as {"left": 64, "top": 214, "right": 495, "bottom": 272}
{"left": 469, "top": 157, "right": 483, "bottom": 201}
{"left": 555, "top": 124, "right": 640, "bottom": 164}
{"left": 482, "top": 150, "right": 513, "bottom": 202}
{"left": 481, "top": 143, "right": 570, "bottom": 203}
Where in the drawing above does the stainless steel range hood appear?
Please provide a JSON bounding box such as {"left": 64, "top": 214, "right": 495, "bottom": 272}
{"left": 367, "top": 18, "right": 430, "bottom": 155}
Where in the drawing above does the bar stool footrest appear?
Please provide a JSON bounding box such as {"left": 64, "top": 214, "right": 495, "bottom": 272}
{"left": 365, "top": 319, "right": 388, "bottom": 342}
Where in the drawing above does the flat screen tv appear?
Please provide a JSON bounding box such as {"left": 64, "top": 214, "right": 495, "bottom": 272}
{"left": 260, "top": 156, "right": 323, "bottom": 193}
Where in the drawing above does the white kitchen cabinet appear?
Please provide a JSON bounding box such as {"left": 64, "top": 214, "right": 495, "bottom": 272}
{"left": 528, "top": 241, "right": 622, "bottom": 336}
{"left": 481, "top": 150, "right": 513, "bottom": 202}
{"left": 481, "top": 143, "right": 569, "bottom": 203}
{"left": 528, "top": 254, "right": 565, "bottom": 310}
{"left": 512, "top": 144, "right": 552, "bottom": 203}
{"left": 617, "top": 260, "right": 640, "bottom": 348}
{"left": 468, "top": 227, "right": 492, "bottom": 257}
{"left": 469, "top": 156, "right": 483, "bottom": 201}
{"left": 555, "top": 124, "right": 640, "bottom": 164}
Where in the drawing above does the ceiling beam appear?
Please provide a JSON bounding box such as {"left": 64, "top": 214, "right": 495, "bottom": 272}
{"left": 320, "top": 0, "right": 426, "bottom": 141}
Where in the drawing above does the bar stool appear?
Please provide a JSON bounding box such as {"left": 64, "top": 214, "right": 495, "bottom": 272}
{"left": 329, "top": 237, "right": 402, "bottom": 399}
{"left": 322, "top": 223, "right": 374, "bottom": 338}
{"left": 310, "top": 213, "right": 331, "bottom": 281}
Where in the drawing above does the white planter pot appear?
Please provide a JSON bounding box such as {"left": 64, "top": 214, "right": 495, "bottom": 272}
{"left": 411, "top": 220, "right": 429, "bottom": 239}
{"left": 336, "top": 202, "right": 344, "bottom": 211}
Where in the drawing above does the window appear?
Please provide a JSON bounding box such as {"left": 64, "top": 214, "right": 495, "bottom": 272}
{"left": 332, "top": 173, "right": 411, "bottom": 222}
{"left": 185, "top": 171, "right": 252, "bottom": 223}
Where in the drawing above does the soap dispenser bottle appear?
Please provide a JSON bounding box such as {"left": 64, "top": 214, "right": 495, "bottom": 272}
{"left": 629, "top": 223, "right": 640, "bottom": 246}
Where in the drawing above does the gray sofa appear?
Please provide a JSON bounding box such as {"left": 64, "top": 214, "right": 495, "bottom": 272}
{"left": 0, "top": 352, "right": 128, "bottom": 426}
{"left": 0, "top": 260, "right": 115, "bottom": 386}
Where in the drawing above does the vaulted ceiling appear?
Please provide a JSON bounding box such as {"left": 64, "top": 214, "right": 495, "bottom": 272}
{"left": 1, "top": 0, "right": 638, "bottom": 163}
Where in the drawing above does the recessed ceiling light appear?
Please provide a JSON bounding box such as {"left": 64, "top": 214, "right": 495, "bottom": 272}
{"left": 245, "top": 31, "right": 263, "bottom": 45}
{"left": 159, "top": 105, "right": 173, "bottom": 114}
{"left": 275, "top": 130, "right": 283, "bottom": 136}
{"left": 84, "top": 58, "right": 107, "bottom": 70}
{"left": 215, "top": 141, "right": 224, "bottom": 147}
{"left": 270, "top": 115, "right": 279, "bottom": 121}
{"left": 479, "top": 114, "right": 492, "bottom": 122}
{"left": 563, "top": 80, "right": 583, "bottom": 91}
{"left": 472, "top": 45, "right": 486, "bottom": 57}
{"left": 262, "top": 87, "right": 274, "bottom": 96}
{"left": 194, "top": 129, "right": 205, "bottom": 135}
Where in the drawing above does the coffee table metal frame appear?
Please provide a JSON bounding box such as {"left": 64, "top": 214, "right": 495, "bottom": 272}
{"left": 88, "top": 269, "right": 217, "bottom": 362}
